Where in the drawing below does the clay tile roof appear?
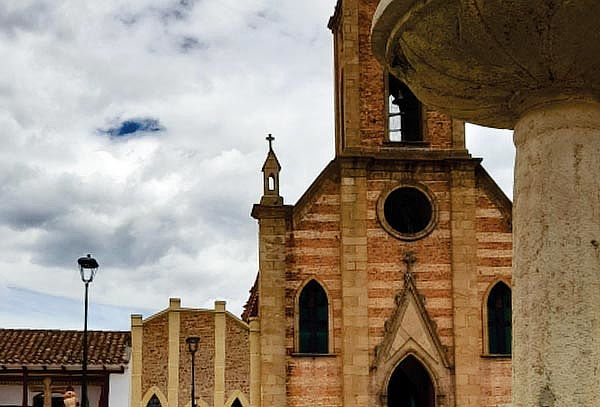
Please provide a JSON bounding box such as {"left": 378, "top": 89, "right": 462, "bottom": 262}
{"left": 241, "top": 273, "right": 259, "bottom": 323}
{"left": 0, "top": 329, "right": 130, "bottom": 366}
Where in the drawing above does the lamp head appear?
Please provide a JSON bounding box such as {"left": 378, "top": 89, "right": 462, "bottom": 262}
{"left": 186, "top": 336, "right": 200, "bottom": 354}
{"left": 78, "top": 254, "right": 99, "bottom": 283}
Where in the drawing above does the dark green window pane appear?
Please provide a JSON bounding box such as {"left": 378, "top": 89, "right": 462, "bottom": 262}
{"left": 487, "top": 282, "right": 512, "bottom": 355}
{"left": 299, "top": 280, "right": 329, "bottom": 353}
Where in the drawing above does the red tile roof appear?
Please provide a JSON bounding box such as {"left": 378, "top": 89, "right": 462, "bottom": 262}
{"left": 241, "top": 273, "right": 259, "bottom": 323}
{"left": 0, "top": 329, "right": 130, "bottom": 367}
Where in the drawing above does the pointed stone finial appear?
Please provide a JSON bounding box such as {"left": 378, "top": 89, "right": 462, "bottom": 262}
{"left": 403, "top": 251, "right": 417, "bottom": 270}
{"left": 402, "top": 251, "right": 417, "bottom": 284}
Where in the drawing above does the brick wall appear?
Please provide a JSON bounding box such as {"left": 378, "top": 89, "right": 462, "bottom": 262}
{"left": 333, "top": 0, "right": 456, "bottom": 154}
{"left": 286, "top": 168, "right": 343, "bottom": 406}
{"left": 366, "top": 162, "right": 455, "bottom": 357}
{"left": 476, "top": 175, "right": 513, "bottom": 407}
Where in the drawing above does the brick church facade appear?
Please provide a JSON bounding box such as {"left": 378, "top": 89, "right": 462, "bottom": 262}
{"left": 130, "top": 1, "right": 513, "bottom": 406}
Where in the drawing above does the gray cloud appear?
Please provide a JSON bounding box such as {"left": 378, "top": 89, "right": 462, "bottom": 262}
{"left": 0, "top": 2, "right": 52, "bottom": 37}
{"left": 0, "top": 0, "right": 514, "bottom": 329}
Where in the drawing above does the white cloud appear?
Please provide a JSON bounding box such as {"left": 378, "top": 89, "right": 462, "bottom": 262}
{"left": 0, "top": 0, "right": 514, "bottom": 328}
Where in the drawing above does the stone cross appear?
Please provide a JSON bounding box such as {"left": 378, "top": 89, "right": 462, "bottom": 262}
{"left": 266, "top": 133, "right": 274, "bottom": 150}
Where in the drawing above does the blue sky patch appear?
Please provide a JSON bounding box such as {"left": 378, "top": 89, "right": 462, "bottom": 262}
{"left": 100, "top": 117, "right": 164, "bottom": 138}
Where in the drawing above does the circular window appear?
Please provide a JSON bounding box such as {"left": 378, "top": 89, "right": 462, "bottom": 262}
{"left": 378, "top": 184, "right": 437, "bottom": 240}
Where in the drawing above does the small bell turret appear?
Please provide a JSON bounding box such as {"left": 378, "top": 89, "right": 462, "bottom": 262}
{"left": 260, "top": 134, "right": 283, "bottom": 206}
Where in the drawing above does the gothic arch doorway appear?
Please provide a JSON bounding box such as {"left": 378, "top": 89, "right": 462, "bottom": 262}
{"left": 387, "top": 355, "right": 435, "bottom": 407}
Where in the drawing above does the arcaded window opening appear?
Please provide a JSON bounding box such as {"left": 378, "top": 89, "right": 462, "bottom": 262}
{"left": 268, "top": 175, "right": 275, "bottom": 191}
{"left": 487, "top": 281, "right": 512, "bottom": 355}
{"left": 387, "top": 73, "right": 422, "bottom": 142}
{"left": 298, "top": 280, "right": 329, "bottom": 354}
{"left": 231, "top": 399, "right": 243, "bottom": 407}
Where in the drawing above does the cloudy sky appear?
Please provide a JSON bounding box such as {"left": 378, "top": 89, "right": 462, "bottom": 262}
{"left": 0, "top": 0, "right": 514, "bottom": 331}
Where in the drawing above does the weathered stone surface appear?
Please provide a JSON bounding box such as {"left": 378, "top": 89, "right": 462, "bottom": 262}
{"left": 513, "top": 100, "right": 600, "bottom": 406}
{"left": 372, "top": 0, "right": 600, "bottom": 129}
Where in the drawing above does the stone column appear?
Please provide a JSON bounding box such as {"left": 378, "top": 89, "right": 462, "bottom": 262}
{"left": 449, "top": 162, "right": 480, "bottom": 407}
{"left": 249, "top": 318, "right": 261, "bottom": 407}
{"left": 130, "top": 314, "right": 143, "bottom": 407}
{"left": 512, "top": 100, "right": 600, "bottom": 405}
{"left": 339, "top": 159, "right": 370, "bottom": 407}
{"left": 251, "top": 205, "right": 291, "bottom": 407}
{"left": 168, "top": 298, "right": 181, "bottom": 407}
{"left": 214, "top": 301, "right": 226, "bottom": 407}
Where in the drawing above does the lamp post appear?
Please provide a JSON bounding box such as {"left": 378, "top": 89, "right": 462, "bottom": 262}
{"left": 77, "top": 254, "right": 99, "bottom": 407}
{"left": 186, "top": 336, "right": 200, "bottom": 407}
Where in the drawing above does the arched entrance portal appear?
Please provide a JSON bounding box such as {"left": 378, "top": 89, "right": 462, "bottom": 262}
{"left": 387, "top": 355, "right": 435, "bottom": 407}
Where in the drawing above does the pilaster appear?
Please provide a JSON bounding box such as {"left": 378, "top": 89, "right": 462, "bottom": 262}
{"left": 451, "top": 119, "right": 466, "bottom": 151}
{"left": 251, "top": 205, "right": 291, "bottom": 407}
{"left": 449, "top": 161, "right": 480, "bottom": 406}
{"left": 214, "top": 301, "right": 226, "bottom": 407}
{"left": 339, "top": 158, "right": 370, "bottom": 406}
{"left": 168, "top": 298, "right": 181, "bottom": 407}
{"left": 340, "top": 0, "right": 361, "bottom": 152}
{"left": 130, "top": 314, "right": 143, "bottom": 407}
{"left": 249, "top": 318, "right": 261, "bottom": 407}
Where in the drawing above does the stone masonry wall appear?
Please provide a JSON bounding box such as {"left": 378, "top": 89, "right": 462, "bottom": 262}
{"left": 225, "top": 315, "right": 250, "bottom": 399}
{"left": 179, "top": 311, "right": 215, "bottom": 407}
{"left": 142, "top": 313, "right": 169, "bottom": 400}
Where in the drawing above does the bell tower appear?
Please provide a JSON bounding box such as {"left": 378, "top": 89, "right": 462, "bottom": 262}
{"left": 328, "top": 0, "right": 468, "bottom": 157}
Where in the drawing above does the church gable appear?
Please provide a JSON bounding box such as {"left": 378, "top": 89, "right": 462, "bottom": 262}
{"left": 476, "top": 165, "right": 512, "bottom": 229}
{"left": 372, "top": 253, "right": 450, "bottom": 372}
{"left": 292, "top": 160, "right": 340, "bottom": 227}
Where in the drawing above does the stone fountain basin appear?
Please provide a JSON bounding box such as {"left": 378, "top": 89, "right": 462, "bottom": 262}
{"left": 372, "top": 0, "right": 600, "bottom": 129}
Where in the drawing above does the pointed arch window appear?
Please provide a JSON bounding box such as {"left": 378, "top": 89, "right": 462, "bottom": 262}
{"left": 487, "top": 281, "right": 512, "bottom": 355}
{"left": 298, "top": 280, "right": 329, "bottom": 354}
{"left": 146, "top": 394, "right": 162, "bottom": 407}
{"left": 231, "top": 399, "right": 243, "bottom": 407}
{"left": 387, "top": 355, "right": 435, "bottom": 407}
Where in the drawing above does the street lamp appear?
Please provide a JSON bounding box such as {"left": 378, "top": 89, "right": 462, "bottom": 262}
{"left": 186, "top": 336, "right": 200, "bottom": 407}
{"left": 77, "top": 254, "right": 99, "bottom": 407}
